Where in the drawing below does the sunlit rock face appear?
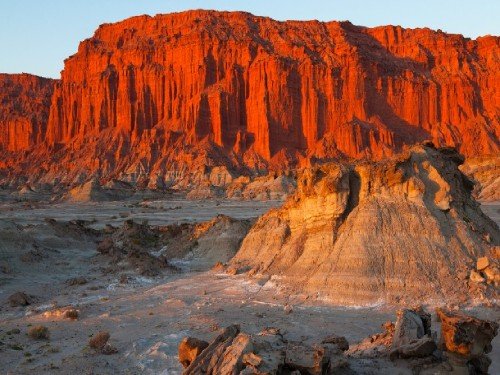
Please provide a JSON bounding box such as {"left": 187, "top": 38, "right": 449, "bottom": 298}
{"left": 0, "top": 74, "right": 56, "bottom": 152}
{"left": 0, "top": 10, "right": 499, "bottom": 186}
{"left": 232, "top": 144, "right": 500, "bottom": 304}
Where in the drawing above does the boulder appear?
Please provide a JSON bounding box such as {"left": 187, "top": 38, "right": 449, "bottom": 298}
{"left": 242, "top": 352, "right": 262, "bottom": 367}
{"left": 284, "top": 342, "right": 348, "bottom": 374}
{"left": 8, "top": 291, "right": 32, "bottom": 307}
{"left": 469, "top": 270, "right": 485, "bottom": 283}
{"left": 348, "top": 321, "right": 395, "bottom": 358}
{"left": 436, "top": 308, "right": 498, "bottom": 374}
{"left": 390, "top": 308, "right": 437, "bottom": 360}
{"left": 180, "top": 326, "right": 351, "bottom": 374}
{"left": 178, "top": 337, "right": 209, "bottom": 368}
{"left": 476, "top": 257, "right": 490, "bottom": 271}
{"left": 483, "top": 265, "right": 500, "bottom": 285}
{"left": 392, "top": 309, "right": 428, "bottom": 348}
{"left": 183, "top": 325, "right": 240, "bottom": 374}
{"left": 211, "top": 333, "right": 253, "bottom": 374}
{"left": 284, "top": 343, "right": 328, "bottom": 374}
{"left": 390, "top": 337, "right": 437, "bottom": 360}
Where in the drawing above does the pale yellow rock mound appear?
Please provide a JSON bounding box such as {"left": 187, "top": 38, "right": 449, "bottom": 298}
{"left": 231, "top": 144, "right": 500, "bottom": 305}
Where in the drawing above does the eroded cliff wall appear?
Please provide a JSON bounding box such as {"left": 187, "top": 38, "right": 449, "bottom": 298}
{"left": 0, "top": 11, "right": 499, "bottom": 186}
{"left": 0, "top": 74, "right": 56, "bottom": 152}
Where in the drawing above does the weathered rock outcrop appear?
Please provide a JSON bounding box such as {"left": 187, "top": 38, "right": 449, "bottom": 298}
{"left": 180, "top": 325, "right": 349, "bottom": 374}
{"left": 0, "top": 10, "right": 499, "bottom": 187}
{"left": 436, "top": 308, "right": 498, "bottom": 374}
{"left": 348, "top": 308, "right": 497, "bottom": 373}
{"left": 179, "top": 308, "right": 498, "bottom": 374}
{"left": 231, "top": 144, "right": 500, "bottom": 304}
{"left": 97, "top": 214, "right": 251, "bottom": 275}
{"left": 0, "top": 74, "right": 56, "bottom": 153}
{"left": 461, "top": 157, "right": 500, "bottom": 201}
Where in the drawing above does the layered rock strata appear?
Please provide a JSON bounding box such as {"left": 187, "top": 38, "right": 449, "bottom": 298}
{"left": 0, "top": 10, "right": 499, "bottom": 187}
{"left": 0, "top": 74, "right": 55, "bottom": 153}
{"left": 231, "top": 144, "right": 500, "bottom": 304}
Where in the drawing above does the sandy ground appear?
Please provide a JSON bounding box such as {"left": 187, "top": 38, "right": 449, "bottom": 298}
{"left": 0, "top": 198, "right": 499, "bottom": 374}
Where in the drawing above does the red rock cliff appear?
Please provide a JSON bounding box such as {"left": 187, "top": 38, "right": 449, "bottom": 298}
{"left": 1, "top": 10, "right": 499, "bottom": 185}
{"left": 0, "top": 74, "right": 56, "bottom": 152}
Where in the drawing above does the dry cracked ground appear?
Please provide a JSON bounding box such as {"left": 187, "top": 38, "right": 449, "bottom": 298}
{"left": 0, "top": 195, "right": 499, "bottom": 374}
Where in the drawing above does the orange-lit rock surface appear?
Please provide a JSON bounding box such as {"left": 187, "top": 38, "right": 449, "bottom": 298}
{"left": 0, "top": 74, "right": 55, "bottom": 152}
{"left": 231, "top": 144, "right": 500, "bottom": 304}
{"left": 0, "top": 11, "right": 499, "bottom": 186}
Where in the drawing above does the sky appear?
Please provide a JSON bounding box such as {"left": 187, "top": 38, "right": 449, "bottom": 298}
{"left": 1, "top": 1, "right": 499, "bottom": 79}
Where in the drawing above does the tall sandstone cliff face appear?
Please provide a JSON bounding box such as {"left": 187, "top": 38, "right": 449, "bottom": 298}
{"left": 1, "top": 10, "right": 499, "bottom": 186}
{"left": 0, "top": 74, "right": 56, "bottom": 152}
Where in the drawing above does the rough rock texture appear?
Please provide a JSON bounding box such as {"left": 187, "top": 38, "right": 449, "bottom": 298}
{"left": 461, "top": 157, "right": 500, "bottom": 201}
{"left": 97, "top": 214, "right": 251, "bottom": 274}
{"left": 0, "top": 74, "right": 56, "bottom": 154}
{"left": 389, "top": 308, "right": 436, "bottom": 360}
{"left": 232, "top": 144, "right": 500, "bottom": 304}
{"left": 64, "top": 179, "right": 134, "bottom": 202}
{"left": 181, "top": 325, "right": 349, "bottom": 375}
{"left": 436, "top": 308, "right": 498, "bottom": 374}
{"left": 178, "top": 337, "right": 209, "bottom": 368}
{"left": 7, "top": 291, "right": 33, "bottom": 307}
{"left": 1, "top": 10, "right": 499, "bottom": 187}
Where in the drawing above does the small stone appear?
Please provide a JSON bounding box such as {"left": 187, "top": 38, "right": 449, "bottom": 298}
{"left": 66, "top": 276, "right": 88, "bottom": 286}
{"left": 284, "top": 303, "right": 293, "bottom": 314}
{"left": 97, "top": 237, "right": 114, "bottom": 254}
{"left": 483, "top": 266, "right": 500, "bottom": 283}
{"left": 492, "top": 246, "right": 500, "bottom": 260}
{"left": 470, "top": 270, "right": 485, "bottom": 283}
{"left": 8, "top": 292, "right": 32, "bottom": 307}
{"left": 242, "top": 352, "right": 262, "bottom": 367}
{"left": 119, "top": 274, "right": 129, "bottom": 284}
{"left": 101, "top": 343, "right": 118, "bottom": 355}
{"left": 89, "top": 331, "right": 110, "bottom": 350}
{"left": 211, "top": 262, "right": 226, "bottom": 272}
{"left": 476, "top": 257, "right": 490, "bottom": 271}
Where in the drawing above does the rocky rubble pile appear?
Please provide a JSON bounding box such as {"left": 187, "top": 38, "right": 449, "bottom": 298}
{"left": 350, "top": 307, "right": 498, "bottom": 374}
{"left": 96, "top": 219, "right": 173, "bottom": 276}
{"left": 470, "top": 255, "right": 500, "bottom": 286}
{"left": 96, "top": 215, "right": 251, "bottom": 275}
{"left": 179, "top": 325, "right": 349, "bottom": 374}
{"left": 179, "top": 308, "right": 497, "bottom": 374}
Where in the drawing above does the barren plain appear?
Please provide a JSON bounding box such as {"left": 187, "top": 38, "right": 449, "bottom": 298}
{"left": 0, "top": 193, "right": 498, "bottom": 374}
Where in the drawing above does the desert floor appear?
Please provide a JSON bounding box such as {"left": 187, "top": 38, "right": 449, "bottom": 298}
{"left": 1, "top": 198, "right": 499, "bottom": 374}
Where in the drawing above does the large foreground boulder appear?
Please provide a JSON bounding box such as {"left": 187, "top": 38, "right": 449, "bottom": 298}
{"left": 180, "top": 326, "right": 349, "bottom": 374}
{"left": 437, "top": 308, "right": 498, "bottom": 374}
{"left": 231, "top": 144, "right": 500, "bottom": 304}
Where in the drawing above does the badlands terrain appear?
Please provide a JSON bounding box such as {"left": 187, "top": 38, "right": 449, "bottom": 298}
{"left": 1, "top": 144, "right": 499, "bottom": 374}
{"left": 0, "top": 9, "right": 499, "bottom": 375}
